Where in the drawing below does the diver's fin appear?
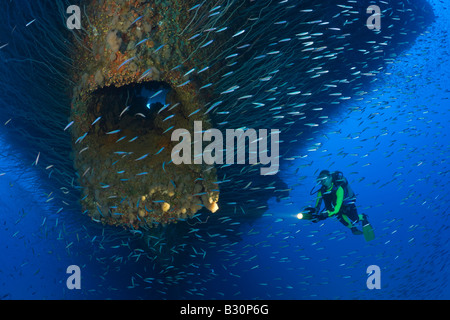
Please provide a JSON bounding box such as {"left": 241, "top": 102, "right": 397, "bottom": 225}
{"left": 363, "top": 223, "right": 375, "bottom": 242}
{"left": 350, "top": 227, "right": 363, "bottom": 235}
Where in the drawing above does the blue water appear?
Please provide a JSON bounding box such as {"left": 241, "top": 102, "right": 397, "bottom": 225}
{"left": 0, "top": 1, "right": 448, "bottom": 300}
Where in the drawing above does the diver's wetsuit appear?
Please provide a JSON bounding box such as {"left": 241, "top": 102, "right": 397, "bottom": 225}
{"left": 315, "top": 183, "right": 361, "bottom": 229}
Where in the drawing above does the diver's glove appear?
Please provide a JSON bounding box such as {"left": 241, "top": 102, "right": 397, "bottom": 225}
{"left": 312, "top": 210, "right": 328, "bottom": 223}
{"left": 318, "top": 210, "right": 328, "bottom": 220}
{"left": 327, "top": 210, "right": 336, "bottom": 217}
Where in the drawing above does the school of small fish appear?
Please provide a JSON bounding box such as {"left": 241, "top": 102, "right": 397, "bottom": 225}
{"left": 0, "top": 0, "right": 448, "bottom": 299}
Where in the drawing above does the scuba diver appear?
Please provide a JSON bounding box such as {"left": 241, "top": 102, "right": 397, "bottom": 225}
{"left": 299, "top": 170, "right": 375, "bottom": 241}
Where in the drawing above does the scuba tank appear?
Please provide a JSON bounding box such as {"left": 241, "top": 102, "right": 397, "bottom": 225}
{"left": 310, "top": 171, "right": 356, "bottom": 205}
{"left": 331, "top": 171, "right": 356, "bottom": 205}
